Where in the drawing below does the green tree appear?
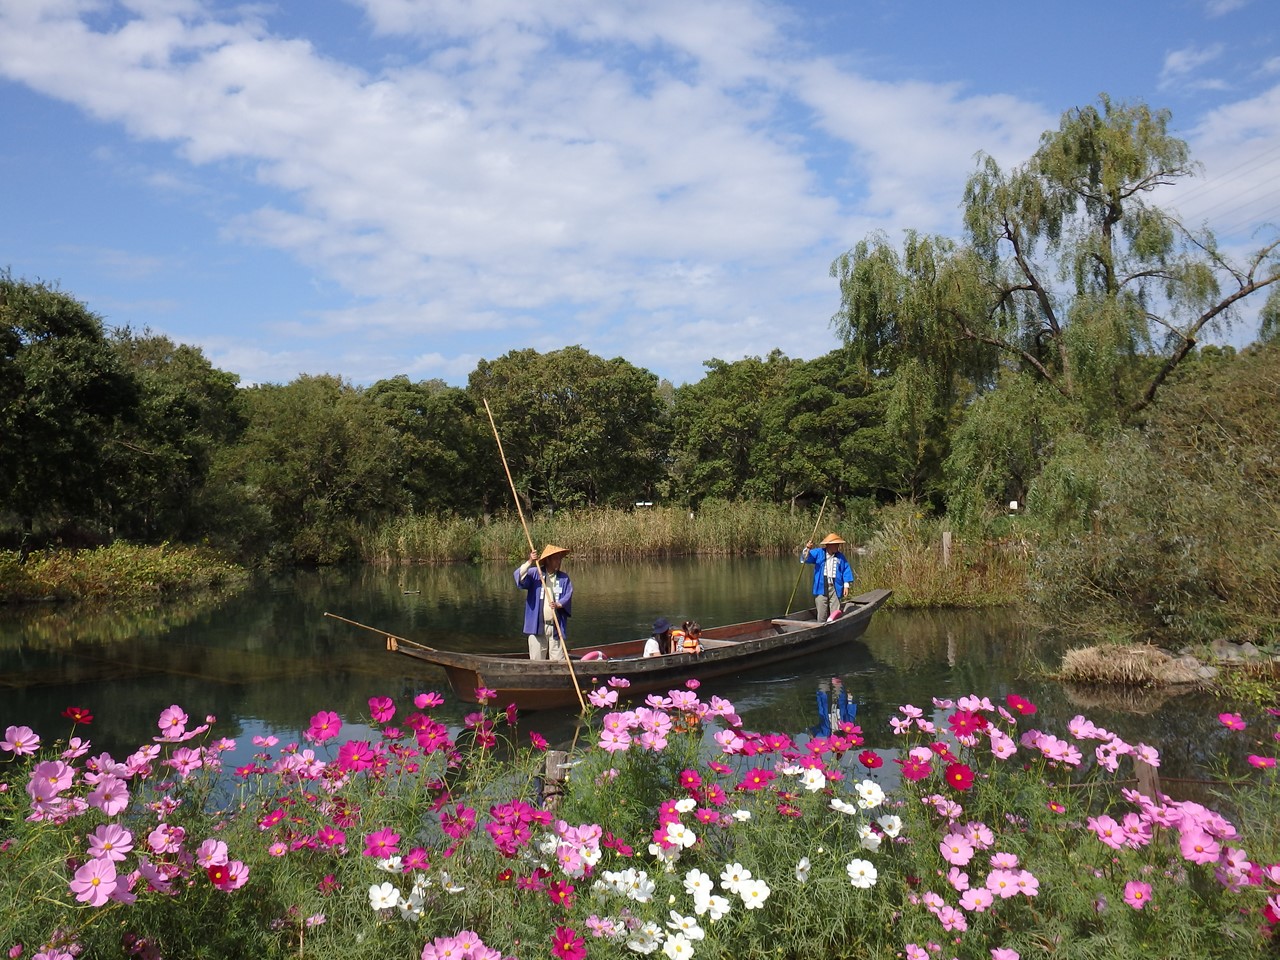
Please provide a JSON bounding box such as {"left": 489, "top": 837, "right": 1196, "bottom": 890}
{"left": 746, "top": 350, "right": 902, "bottom": 506}
{"left": 0, "top": 274, "right": 139, "bottom": 544}
{"left": 365, "top": 375, "right": 498, "bottom": 514}
{"left": 218, "top": 375, "right": 405, "bottom": 563}
{"left": 468, "top": 346, "right": 667, "bottom": 510}
{"left": 831, "top": 96, "right": 1280, "bottom": 523}
{"left": 104, "top": 328, "right": 246, "bottom": 542}
{"left": 668, "top": 351, "right": 794, "bottom": 504}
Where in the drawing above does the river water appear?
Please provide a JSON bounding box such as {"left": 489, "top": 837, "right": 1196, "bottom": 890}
{"left": 0, "top": 557, "right": 1235, "bottom": 782}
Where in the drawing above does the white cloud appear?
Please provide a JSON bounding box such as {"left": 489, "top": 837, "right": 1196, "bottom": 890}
{"left": 1159, "top": 43, "right": 1225, "bottom": 90}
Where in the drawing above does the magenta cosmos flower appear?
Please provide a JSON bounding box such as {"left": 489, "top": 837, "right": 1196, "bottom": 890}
{"left": 945, "top": 762, "right": 975, "bottom": 791}
{"left": 1218, "top": 713, "right": 1247, "bottom": 731}
{"left": 306, "top": 710, "right": 342, "bottom": 744}
{"left": 551, "top": 926, "right": 586, "bottom": 960}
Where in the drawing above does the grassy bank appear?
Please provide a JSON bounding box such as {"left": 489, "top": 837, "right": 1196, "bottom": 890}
{"left": 0, "top": 542, "right": 247, "bottom": 604}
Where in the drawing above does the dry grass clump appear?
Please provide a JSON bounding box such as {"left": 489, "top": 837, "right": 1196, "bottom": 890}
{"left": 1057, "top": 643, "right": 1201, "bottom": 686}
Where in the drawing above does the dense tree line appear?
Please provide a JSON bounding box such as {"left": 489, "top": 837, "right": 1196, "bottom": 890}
{"left": 3, "top": 96, "right": 1277, "bottom": 568}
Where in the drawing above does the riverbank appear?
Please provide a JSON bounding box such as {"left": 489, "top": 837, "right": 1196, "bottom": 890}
{"left": 0, "top": 542, "right": 247, "bottom": 605}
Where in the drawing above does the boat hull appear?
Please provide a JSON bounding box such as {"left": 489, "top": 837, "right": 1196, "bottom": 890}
{"left": 389, "top": 588, "right": 891, "bottom": 710}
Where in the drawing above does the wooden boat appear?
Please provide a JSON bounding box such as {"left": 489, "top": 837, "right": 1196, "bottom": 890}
{"left": 332, "top": 588, "right": 890, "bottom": 711}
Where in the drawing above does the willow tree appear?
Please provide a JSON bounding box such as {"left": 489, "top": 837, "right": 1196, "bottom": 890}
{"left": 831, "top": 95, "right": 1280, "bottom": 524}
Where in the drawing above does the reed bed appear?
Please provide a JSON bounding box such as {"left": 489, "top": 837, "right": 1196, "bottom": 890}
{"left": 855, "top": 504, "right": 1031, "bottom": 608}
{"left": 358, "top": 502, "right": 835, "bottom": 564}
{"left": 1056, "top": 643, "right": 1203, "bottom": 686}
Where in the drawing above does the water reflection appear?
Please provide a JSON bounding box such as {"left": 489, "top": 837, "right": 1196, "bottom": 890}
{"left": 0, "top": 559, "right": 1238, "bottom": 788}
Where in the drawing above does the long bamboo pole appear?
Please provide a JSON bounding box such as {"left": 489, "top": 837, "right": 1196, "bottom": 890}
{"left": 786, "top": 496, "right": 828, "bottom": 615}
{"left": 483, "top": 398, "right": 588, "bottom": 713}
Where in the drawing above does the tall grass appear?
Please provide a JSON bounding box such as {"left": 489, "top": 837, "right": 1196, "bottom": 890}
{"left": 359, "top": 502, "right": 849, "bottom": 564}
{"left": 856, "top": 502, "right": 1031, "bottom": 608}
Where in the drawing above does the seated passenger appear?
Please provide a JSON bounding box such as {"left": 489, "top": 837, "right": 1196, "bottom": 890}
{"left": 645, "top": 617, "right": 673, "bottom": 657}
{"left": 679, "top": 620, "right": 703, "bottom": 655}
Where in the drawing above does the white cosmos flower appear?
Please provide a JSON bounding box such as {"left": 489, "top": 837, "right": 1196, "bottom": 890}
{"left": 648, "top": 841, "right": 681, "bottom": 870}
{"left": 846, "top": 859, "right": 878, "bottom": 889}
{"left": 779, "top": 762, "right": 803, "bottom": 775}
{"left": 665, "top": 822, "right": 697, "bottom": 848}
{"left": 674, "top": 797, "right": 697, "bottom": 813}
{"left": 662, "top": 932, "right": 695, "bottom": 959}
{"left": 683, "top": 868, "right": 714, "bottom": 898}
{"left": 440, "top": 871, "right": 465, "bottom": 893}
{"left": 855, "top": 780, "right": 886, "bottom": 809}
{"left": 876, "top": 814, "right": 903, "bottom": 838}
{"left": 693, "top": 892, "right": 732, "bottom": 920}
{"left": 738, "top": 877, "right": 771, "bottom": 908}
{"left": 719, "top": 862, "right": 752, "bottom": 895}
{"left": 397, "top": 890, "right": 423, "bottom": 921}
{"left": 731, "top": 809, "right": 752, "bottom": 822}
{"left": 368, "top": 881, "right": 400, "bottom": 911}
{"left": 375, "top": 856, "right": 403, "bottom": 873}
{"left": 830, "top": 797, "right": 858, "bottom": 815}
{"left": 858, "top": 823, "right": 882, "bottom": 852}
{"left": 667, "top": 911, "right": 705, "bottom": 940}
{"left": 799, "top": 768, "right": 827, "bottom": 792}
{"left": 627, "top": 921, "right": 665, "bottom": 954}
{"left": 795, "top": 856, "right": 811, "bottom": 882}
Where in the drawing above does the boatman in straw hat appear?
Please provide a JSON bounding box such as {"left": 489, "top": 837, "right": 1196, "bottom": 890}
{"left": 515, "top": 544, "right": 573, "bottom": 660}
{"left": 801, "top": 533, "right": 856, "bottom": 623}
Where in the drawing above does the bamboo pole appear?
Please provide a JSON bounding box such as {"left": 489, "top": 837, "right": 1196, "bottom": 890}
{"left": 483, "top": 398, "right": 588, "bottom": 713}
{"left": 786, "top": 496, "right": 828, "bottom": 615}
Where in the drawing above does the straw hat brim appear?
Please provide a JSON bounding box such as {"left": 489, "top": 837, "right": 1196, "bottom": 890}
{"left": 539, "top": 544, "right": 570, "bottom": 562}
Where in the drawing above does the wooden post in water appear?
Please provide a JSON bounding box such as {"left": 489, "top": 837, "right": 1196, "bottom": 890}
{"left": 1134, "top": 756, "right": 1162, "bottom": 801}
{"left": 541, "top": 750, "right": 570, "bottom": 810}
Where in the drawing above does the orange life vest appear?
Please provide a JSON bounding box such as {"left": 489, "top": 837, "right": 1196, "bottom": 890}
{"left": 673, "top": 630, "right": 701, "bottom": 655}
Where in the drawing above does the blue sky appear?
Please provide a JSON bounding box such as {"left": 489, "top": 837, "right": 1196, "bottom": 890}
{"left": 2, "top": 0, "right": 1277, "bottom": 387}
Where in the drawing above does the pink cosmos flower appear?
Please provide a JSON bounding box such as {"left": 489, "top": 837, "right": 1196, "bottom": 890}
{"left": 598, "top": 728, "right": 631, "bottom": 753}
{"left": 1123, "top": 880, "right": 1152, "bottom": 910}
{"left": 960, "top": 887, "right": 994, "bottom": 912}
{"left": 1179, "top": 829, "right": 1221, "bottom": 865}
{"left": 88, "top": 824, "right": 134, "bottom": 862}
{"left": 986, "top": 869, "right": 1019, "bottom": 899}
{"left": 2, "top": 725, "right": 40, "bottom": 756}
{"left": 156, "top": 705, "right": 189, "bottom": 739}
{"left": 991, "top": 949, "right": 1021, "bottom": 960}
{"left": 196, "top": 838, "right": 230, "bottom": 868}
{"left": 475, "top": 686, "right": 496, "bottom": 704}
{"left": 1088, "top": 815, "right": 1126, "bottom": 850}
{"left": 1218, "top": 713, "right": 1246, "bottom": 731}
{"left": 1247, "top": 755, "right": 1276, "bottom": 769}
{"left": 70, "top": 858, "right": 118, "bottom": 906}
{"left": 939, "top": 833, "right": 975, "bottom": 866}
{"left": 588, "top": 687, "right": 619, "bottom": 708}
